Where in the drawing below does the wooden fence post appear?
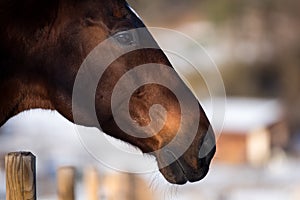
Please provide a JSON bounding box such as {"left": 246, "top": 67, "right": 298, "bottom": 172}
{"left": 57, "top": 167, "right": 76, "bottom": 200}
{"left": 5, "top": 152, "right": 36, "bottom": 200}
{"left": 101, "top": 173, "right": 154, "bottom": 200}
{"left": 84, "top": 167, "right": 100, "bottom": 200}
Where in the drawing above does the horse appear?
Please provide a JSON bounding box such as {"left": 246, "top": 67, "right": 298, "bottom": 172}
{"left": 0, "top": 0, "right": 216, "bottom": 185}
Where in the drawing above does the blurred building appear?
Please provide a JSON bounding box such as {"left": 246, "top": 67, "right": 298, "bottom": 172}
{"left": 203, "top": 98, "right": 283, "bottom": 166}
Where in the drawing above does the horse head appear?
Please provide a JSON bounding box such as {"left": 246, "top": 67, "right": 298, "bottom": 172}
{"left": 0, "top": 0, "right": 215, "bottom": 184}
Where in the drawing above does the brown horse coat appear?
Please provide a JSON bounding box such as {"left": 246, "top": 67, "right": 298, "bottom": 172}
{"left": 0, "top": 0, "right": 215, "bottom": 184}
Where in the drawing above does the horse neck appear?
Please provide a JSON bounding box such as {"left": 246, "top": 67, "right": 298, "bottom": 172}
{"left": 0, "top": 73, "right": 54, "bottom": 126}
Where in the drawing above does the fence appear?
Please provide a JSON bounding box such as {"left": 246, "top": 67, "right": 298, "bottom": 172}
{"left": 3, "top": 152, "right": 154, "bottom": 200}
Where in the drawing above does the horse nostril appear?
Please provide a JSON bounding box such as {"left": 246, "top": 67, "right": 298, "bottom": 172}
{"left": 205, "top": 145, "right": 216, "bottom": 165}
{"left": 198, "top": 157, "right": 206, "bottom": 166}
{"left": 198, "top": 128, "right": 216, "bottom": 163}
{"left": 198, "top": 145, "right": 216, "bottom": 167}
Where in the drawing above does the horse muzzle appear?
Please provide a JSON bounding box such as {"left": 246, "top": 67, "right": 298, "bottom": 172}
{"left": 157, "top": 130, "right": 216, "bottom": 185}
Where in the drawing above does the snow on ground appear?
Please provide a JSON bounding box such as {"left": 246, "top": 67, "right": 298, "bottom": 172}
{"left": 0, "top": 107, "right": 299, "bottom": 200}
{"left": 0, "top": 109, "right": 163, "bottom": 198}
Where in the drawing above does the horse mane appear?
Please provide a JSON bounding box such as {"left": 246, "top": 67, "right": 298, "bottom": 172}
{"left": 0, "top": 0, "right": 62, "bottom": 70}
{"left": 0, "top": 0, "right": 60, "bottom": 31}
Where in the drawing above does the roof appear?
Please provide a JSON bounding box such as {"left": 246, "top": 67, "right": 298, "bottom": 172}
{"left": 202, "top": 97, "right": 283, "bottom": 134}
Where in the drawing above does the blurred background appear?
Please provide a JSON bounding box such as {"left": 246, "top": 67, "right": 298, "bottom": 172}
{"left": 0, "top": 0, "right": 300, "bottom": 199}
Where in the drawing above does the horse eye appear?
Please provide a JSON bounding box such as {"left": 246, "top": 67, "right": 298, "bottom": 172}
{"left": 114, "top": 31, "right": 135, "bottom": 46}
